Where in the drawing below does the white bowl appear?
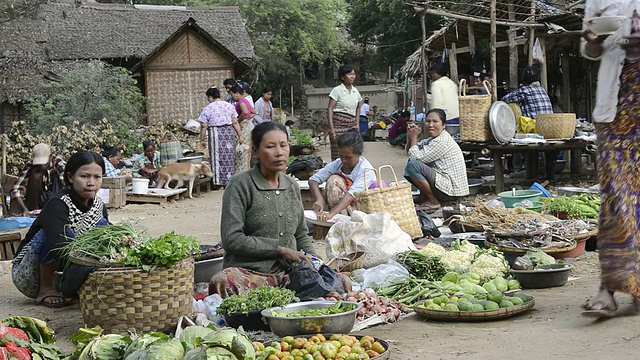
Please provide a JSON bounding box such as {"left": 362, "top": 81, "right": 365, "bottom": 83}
{"left": 585, "top": 16, "right": 626, "bottom": 36}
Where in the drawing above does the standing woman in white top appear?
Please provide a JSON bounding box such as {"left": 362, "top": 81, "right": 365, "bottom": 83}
{"left": 309, "top": 131, "right": 375, "bottom": 222}
{"left": 328, "top": 65, "right": 362, "bottom": 160}
{"left": 429, "top": 63, "right": 460, "bottom": 124}
{"left": 581, "top": 0, "right": 640, "bottom": 318}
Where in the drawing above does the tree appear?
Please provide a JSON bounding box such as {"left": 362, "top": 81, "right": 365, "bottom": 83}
{"left": 347, "top": 0, "right": 442, "bottom": 75}
{"left": 183, "top": 0, "right": 347, "bottom": 109}
{"left": 0, "top": 0, "right": 45, "bottom": 21}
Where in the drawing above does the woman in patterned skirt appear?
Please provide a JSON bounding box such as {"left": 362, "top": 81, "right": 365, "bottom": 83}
{"left": 581, "top": 1, "right": 640, "bottom": 317}
{"left": 12, "top": 152, "right": 109, "bottom": 307}
{"left": 199, "top": 87, "right": 242, "bottom": 187}
{"left": 328, "top": 65, "right": 362, "bottom": 161}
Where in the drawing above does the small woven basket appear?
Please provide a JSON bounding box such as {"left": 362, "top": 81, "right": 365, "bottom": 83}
{"left": 535, "top": 113, "right": 576, "bottom": 139}
{"left": 78, "top": 258, "right": 194, "bottom": 334}
{"left": 459, "top": 79, "right": 493, "bottom": 142}
{"left": 326, "top": 251, "right": 366, "bottom": 272}
{"left": 354, "top": 166, "right": 422, "bottom": 239}
{"left": 312, "top": 223, "right": 330, "bottom": 240}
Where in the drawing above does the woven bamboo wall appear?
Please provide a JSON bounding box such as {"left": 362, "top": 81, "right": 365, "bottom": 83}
{"left": 144, "top": 28, "right": 235, "bottom": 124}
{"left": 146, "top": 68, "right": 233, "bottom": 124}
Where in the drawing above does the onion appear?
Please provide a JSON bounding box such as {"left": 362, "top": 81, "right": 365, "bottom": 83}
{"left": 372, "top": 305, "right": 384, "bottom": 313}
{"left": 364, "top": 288, "right": 376, "bottom": 298}
{"left": 379, "top": 296, "right": 390, "bottom": 306}
{"left": 327, "top": 292, "right": 341, "bottom": 299}
{"left": 366, "top": 310, "right": 375, "bottom": 317}
{"left": 327, "top": 297, "right": 338, "bottom": 301}
{"left": 316, "top": 297, "right": 326, "bottom": 301}
{"left": 347, "top": 291, "right": 357, "bottom": 298}
{"left": 357, "top": 309, "right": 366, "bottom": 317}
{"left": 346, "top": 296, "right": 358, "bottom": 303}
{"left": 357, "top": 292, "right": 368, "bottom": 300}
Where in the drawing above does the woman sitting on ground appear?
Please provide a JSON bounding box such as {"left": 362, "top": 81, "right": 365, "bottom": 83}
{"left": 309, "top": 131, "right": 376, "bottom": 222}
{"left": 404, "top": 109, "right": 469, "bottom": 211}
{"left": 12, "top": 151, "right": 108, "bottom": 307}
{"left": 212, "top": 122, "right": 350, "bottom": 298}
{"left": 133, "top": 140, "right": 161, "bottom": 185}
{"left": 388, "top": 109, "right": 410, "bottom": 148}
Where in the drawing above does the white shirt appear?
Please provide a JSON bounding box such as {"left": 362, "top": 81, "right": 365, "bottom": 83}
{"left": 429, "top": 76, "right": 460, "bottom": 120}
{"left": 329, "top": 83, "right": 363, "bottom": 116}
{"left": 581, "top": 0, "right": 639, "bottom": 123}
{"left": 309, "top": 157, "right": 374, "bottom": 197}
{"left": 360, "top": 103, "right": 370, "bottom": 117}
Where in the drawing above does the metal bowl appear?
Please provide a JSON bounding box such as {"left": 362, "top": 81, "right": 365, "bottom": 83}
{"left": 194, "top": 257, "right": 223, "bottom": 283}
{"left": 510, "top": 264, "right": 574, "bottom": 289}
{"left": 468, "top": 178, "right": 485, "bottom": 195}
{"left": 557, "top": 186, "right": 600, "bottom": 197}
{"left": 178, "top": 155, "right": 204, "bottom": 164}
{"left": 261, "top": 301, "right": 362, "bottom": 337}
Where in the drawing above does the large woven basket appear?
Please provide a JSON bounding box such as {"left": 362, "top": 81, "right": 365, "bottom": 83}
{"left": 78, "top": 258, "right": 194, "bottom": 334}
{"left": 535, "top": 113, "right": 576, "bottom": 139}
{"left": 354, "top": 166, "right": 422, "bottom": 239}
{"left": 459, "top": 79, "right": 493, "bottom": 142}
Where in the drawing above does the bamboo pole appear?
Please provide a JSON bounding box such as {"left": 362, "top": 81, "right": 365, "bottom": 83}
{"left": 290, "top": 86, "right": 294, "bottom": 118}
{"left": 420, "top": 9, "right": 429, "bottom": 113}
{"left": 508, "top": 4, "right": 519, "bottom": 90}
{"left": 528, "top": 2, "right": 536, "bottom": 66}
{"left": 424, "top": 8, "right": 544, "bottom": 28}
{"left": 490, "top": 0, "right": 497, "bottom": 99}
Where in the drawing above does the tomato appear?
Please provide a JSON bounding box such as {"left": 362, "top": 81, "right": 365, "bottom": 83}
{"left": 281, "top": 342, "right": 291, "bottom": 352}
{"left": 293, "top": 338, "right": 307, "bottom": 349}
{"left": 291, "top": 349, "right": 303, "bottom": 357}
{"left": 317, "top": 334, "right": 327, "bottom": 342}
{"left": 339, "top": 345, "right": 351, "bottom": 354}
{"left": 303, "top": 354, "right": 314, "bottom": 360}
{"left": 283, "top": 356, "right": 295, "bottom": 360}
{"left": 268, "top": 355, "right": 280, "bottom": 360}
{"left": 313, "top": 352, "right": 325, "bottom": 360}
{"left": 310, "top": 336, "right": 321, "bottom": 344}
{"left": 330, "top": 340, "right": 342, "bottom": 350}
{"left": 366, "top": 350, "right": 380, "bottom": 358}
{"left": 335, "top": 351, "right": 349, "bottom": 360}
{"left": 321, "top": 343, "right": 338, "bottom": 359}
{"left": 283, "top": 336, "right": 295, "bottom": 345}
{"left": 330, "top": 334, "right": 342, "bottom": 341}
{"left": 271, "top": 342, "right": 282, "bottom": 351}
{"left": 360, "top": 339, "right": 373, "bottom": 351}
{"left": 339, "top": 336, "right": 356, "bottom": 347}
{"left": 350, "top": 345, "right": 365, "bottom": 355}
{"left": 253, "top": 342, "right": 266, "bottom": 352}
{"left": 371, "top": 342, "right": 385, "bottom": 354}
{"left": 346, "top": 354, "right": 361, "bottom": 360}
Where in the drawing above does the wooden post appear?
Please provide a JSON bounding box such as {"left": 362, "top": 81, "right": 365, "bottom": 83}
{"left": 290, "top": 86, "right": 294, "bottom": 118}
{"left": 450, "top": 43, "right": 459, "bottom": 83}
{"left": 539, "top": 37, "right": 548, "bottom": 91}
{"left": 467, "top": 22, "right": 476, "bottom": 56}
{"left": 419, "top": 9, "right": 429, "bottom": 111}
{"left": 508, "top": 4, "right": 518, "bottom": 90}
{"left": 490, "top": 0, "right": 497, "bottom": 99}
{"left": 528, "top": 2, "right": 536, "bottom": 66}
{"left": 561, "top": 52, "right": 571, "bottom": 112}
{"left": 1, "top": 136, "right": 6, "bottom": 179}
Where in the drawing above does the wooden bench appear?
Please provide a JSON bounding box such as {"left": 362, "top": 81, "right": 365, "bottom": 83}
{"left": 194, "top": 176, "right": 213, "bottom": 197}
{"left": 0, "top": 231, "right": 22, "bottom": 261}
{"left": 126, "top": 188, "right": 187, "bottom": 204}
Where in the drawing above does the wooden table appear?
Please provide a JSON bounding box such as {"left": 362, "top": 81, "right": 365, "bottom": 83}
{"left": 126, "top": 188, "right": 187, "bottom": 204}
{"left": 459, "top": 139, "right": 593, "bottom": 194}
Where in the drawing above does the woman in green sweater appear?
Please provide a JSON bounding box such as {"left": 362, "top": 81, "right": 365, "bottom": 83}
{"left": 211, "top": 122, "right": 317, "bottom": 298}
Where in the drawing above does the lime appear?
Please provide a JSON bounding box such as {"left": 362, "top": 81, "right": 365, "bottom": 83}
{"left": 462, "top": 294, "right": 476, "bottom": 301}
{"left": 514, "top": 293, "right": 532, "bottom": 302}
{"left": 450, "top": 296, "right": 459, "bottom": 302}
{"left": 426, "top": 303, "right": 441, "bottom": 310}
{"left": 444, "top": 303, "right": 459, "bottom": 311}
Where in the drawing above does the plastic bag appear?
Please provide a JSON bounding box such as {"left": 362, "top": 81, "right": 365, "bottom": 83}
{"left": 326, "top": 211, "right": 416, "bottom": 268}
{"left": 533, "top": 38, "right": 544, "bottom": 64}
{"left": 285, "top": 261, "right": 344, "bottom": 301}
{"left": 416, "top": 210, "right": 441, "bottom": 238}
{"left": 518, "top": 116, "right": 537, "bottom": 134}
{"left": 362, "top": 259, "right": 410, "bottom": 290}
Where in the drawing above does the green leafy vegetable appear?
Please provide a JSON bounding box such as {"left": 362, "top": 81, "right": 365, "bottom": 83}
{"left": 270, "top": 301, "right": 356, "bottom": 317}
{"left": 78, "top": 333, "right": 131, "bottom": 360}
{"left": 1, "top": 317, "right": 56, "bottom": 344}
{"left": 216, "top": 287, "right": 299, "bottom": 315}
{"left": 122, "top": 231, "right": 200, "bottom": 268}
{"left": 291, "top": 130, "right": 312, "bottom": 145}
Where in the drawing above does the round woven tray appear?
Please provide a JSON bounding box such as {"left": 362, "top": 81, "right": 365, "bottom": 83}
{"left": 414, "top": 297, "right": 535, "bottom": 322}
{"left": 484, "top": 239, "right": 577, "bottom": 255}
{"left": 567, "top": 228, "right": 598, "bottom": 242}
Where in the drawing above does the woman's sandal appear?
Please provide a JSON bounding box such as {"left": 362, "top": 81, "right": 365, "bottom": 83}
{"left": 581, "top": 299, "right": 617, "bottom": 318}
{"left": 36, "top": 290, "right": 73, "bottom": 309}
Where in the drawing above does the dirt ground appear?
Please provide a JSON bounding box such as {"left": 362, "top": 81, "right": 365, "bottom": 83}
{"left": 1, "top": 141, "right": 638, "bottom": 359}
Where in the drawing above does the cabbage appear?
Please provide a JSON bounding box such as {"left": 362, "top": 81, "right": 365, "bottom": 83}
{"left": 79, "top": 334, "right": 131, "bottom": 360}
{"left": 179, "top": 326, "right": 216, "bottom": 348}
{"left": 124, "top": 333, "right": 171, "bottom": 358}
{"left": 419, "top": 243, "right": 446, "bottom": 256}
{"left": 124, "top": 338, "right": 185, "bottom": 360}
{"left": 203, "top": 327, "right": 255, "bottom": 360}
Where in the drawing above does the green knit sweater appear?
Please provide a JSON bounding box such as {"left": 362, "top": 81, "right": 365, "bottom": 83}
{"left": 220, "top": 166, "right": 315, "bottom": 273}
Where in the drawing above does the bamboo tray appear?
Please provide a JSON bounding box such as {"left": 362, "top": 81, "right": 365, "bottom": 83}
{"left": 484, "top": 239, "right": 577, "bottom": 255}
{"left": 414, "top": 296, "right": 535, "bottom": 322}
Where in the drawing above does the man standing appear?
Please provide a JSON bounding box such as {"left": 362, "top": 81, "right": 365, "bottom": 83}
{"left": 359, "top": 97, "right": 371, "bottom": 140}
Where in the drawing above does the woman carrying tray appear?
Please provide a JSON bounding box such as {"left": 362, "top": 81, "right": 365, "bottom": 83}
{"left": 11, "top": 151, "right": 109, "bottom": 308}
{"left": 581, "top": 1, "right": 640, "bottom": 318}
{"left": 404, "top": 109, "right": 469, "bottom": 211}
{"left": 213, "top": 122, "right": 350, "bottom": 298}
{"left": 309, "top": 131, "right": 376, "bottom": 222}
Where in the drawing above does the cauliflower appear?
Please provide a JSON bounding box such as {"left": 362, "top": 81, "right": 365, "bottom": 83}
{"left": 420, "top": 242, "right": 446, "bottom": 256}
{"left": 468, "top": 253, "right": 509, "bottom": 282}
{"left": 439, "top": 250, "right": 473, "bottom": 272}
{"left": 458, "top": 241, "right": 479, "bottom": 256}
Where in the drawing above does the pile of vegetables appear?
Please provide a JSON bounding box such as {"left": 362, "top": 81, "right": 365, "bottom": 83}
{"left": 420, "top": 241, "right": 509, "bottom": 282}
{"left": 255, "top": 334, "right": 386, "bottom": 360}
{"left": 291, "top": 130, "right": 312, "bottom": 145}
{"left": 217, "top": 287, "right": 299, "bottom": 316}
{"left": 417, "top": 292, "right": 533, "bottom": 312}
{"left": 270, "top": 302, "right": 355, "bottom": 318}
{"left": 61, "top": 224, "right": 200, "bottom": 269}
{"left": 315, "top": 290, "right": 410, "bottom": 323}
{"left": 0, "top": 317, "right": 66, "bottom": 360}
{"left": 71, "top": 325, "right": 255, "bottom": 360}
{"left": 546, "top": 195, "right": 600, "bottom": 220}
{"left": 394, "top": 251, "right": 447, "bottom": 281}
{"left": 513, "top": 248, "right": 557, "bottom": 270}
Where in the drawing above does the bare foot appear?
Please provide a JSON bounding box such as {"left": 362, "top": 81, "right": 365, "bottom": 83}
{"left": 582, "top": 288, "right": 617, "bottom": 318}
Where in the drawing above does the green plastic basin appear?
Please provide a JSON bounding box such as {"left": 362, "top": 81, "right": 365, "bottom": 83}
{"left": 513, "top": 200, "right": 545, "bottom": 213}
{"left": 498, "top": 190, "right": 542, "bottom": 208}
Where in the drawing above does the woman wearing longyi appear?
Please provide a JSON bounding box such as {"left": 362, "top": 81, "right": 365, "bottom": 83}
{"left": 327, "top": 65, "right": 362, "bottom": 161}
{"left": 309, "top": 131, "right": 376, "bottom": 222}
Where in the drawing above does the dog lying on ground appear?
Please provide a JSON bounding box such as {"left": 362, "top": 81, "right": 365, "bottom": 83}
{"left": 148, "top": 162, "right": 213, "bottom": 198}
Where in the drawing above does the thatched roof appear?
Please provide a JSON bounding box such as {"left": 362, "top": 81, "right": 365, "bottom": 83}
{"left": 0, "top": 1, "right": 254, "bottom": 104}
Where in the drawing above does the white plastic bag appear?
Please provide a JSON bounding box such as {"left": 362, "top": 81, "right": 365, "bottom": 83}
{"left": 533, "top": 38, "right": 544, "bottom": 64}
{"left": 362, "top": 259, "right": 410, "bottom": 290}
{"left": 326, "top": 210, "right": 416, "bottom": 268}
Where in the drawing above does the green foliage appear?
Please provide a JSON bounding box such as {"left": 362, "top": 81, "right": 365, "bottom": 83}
{"left": 347, "top": 0, "right": 442, "bottom": 73}
{"left": 291, "top": 130, "right": 312, "bottom": 145}
{"left": 0, "top": 0, "right": 44, "bottom": 20}
{"left": 24, "top": 64, "right": 144, "bottom": 154}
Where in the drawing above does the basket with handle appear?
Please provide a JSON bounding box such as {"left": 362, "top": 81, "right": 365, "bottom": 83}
{"left": 535, "top": 113, "right": 576, "bottom": 139}
{"left": 354, "top": 166, "right": 423, "bottom": 239}
{"left": 459, "top": 79, "right": 493, "bottom": 142}
{"left": 160, "top": 132, "right": 183, "bottom": 166}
